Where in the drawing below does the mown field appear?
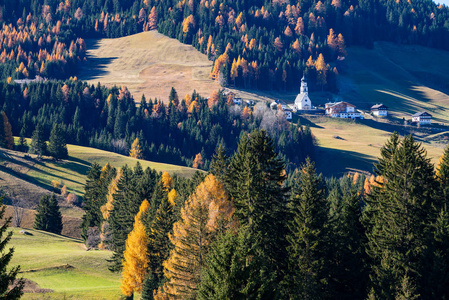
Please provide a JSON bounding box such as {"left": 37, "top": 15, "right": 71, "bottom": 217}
{"left": 8, "top": 228, "right": 121, "bottom": 299}
{"left": 309, "top": 117, "right": 446, "bottom": 176}
{"left": 77, "top": 30, "right": 221, "bottom": 102}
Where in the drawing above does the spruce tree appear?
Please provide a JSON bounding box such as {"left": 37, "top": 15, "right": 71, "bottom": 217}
{"left": 33, "top": 194, "right": 62, "bottom": 234}
{"left": 284, "top": 158, "right": 328, "bottom": 299}
{"left": 364, "top": 134, "right": 438, "bottom": 299}
{"left": 48, "top": 124, "right": 68, "bottom": 159}
{"left": 29, "top": 124, "right": 47, "bottom": 158}
{"left": 0, "top": 196, "right": 24, "bottom": 299}
{"left": 227, "top": 129, "right": 288, "bottom": 291}
{"left": 326, "top": 187, "right": 368, "bottom": 299}
{"left": 143, "top": 184, "right": 174, "bottom": 296}
{"left": 436, "top": 144, "right": 449, "bottom": 206}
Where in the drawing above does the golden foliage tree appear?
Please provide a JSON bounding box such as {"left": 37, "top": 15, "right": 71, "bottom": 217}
{"left": 192, "top": 153, "right": 203, "bottom": 169}
{"left": 120, "top": 200, "right": 151, "bottom": 297}
{"left": 129, "top": 138, "right": 143, "bottom": 159}
{"left": 161, "top": 171, "right": 173, "bottom": 192}
{"left": 315, "top": 53, "right": 327, "bottom": 89}
{"left": 157, "top": 174, "right": 234, "bottom": 299}
{"left": 168, "top": 189, "right": 179, "bottom": 207}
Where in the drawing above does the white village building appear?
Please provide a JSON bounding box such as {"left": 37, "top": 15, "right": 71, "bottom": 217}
{"left": 295, "top": 75, "right": 312, "bottom": 110}
{"left": 412, "top": 111, "right": 432, "bottom": 125}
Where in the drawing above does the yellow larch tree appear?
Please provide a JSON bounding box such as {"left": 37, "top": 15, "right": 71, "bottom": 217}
{"left": 120, "top": 200, "right": 151, "bottom": 297}
{"left": 161, "top": 171, "right": 173, "bottom": 192}
{"left": 168, "top": 189, "right": 179, "bottom": 207}
{"left": 129, "top": 138, "right": 143, "bottom": 159}
{"left": 99, "top": 169, "right": 122, "bottom": 249}
{"left": 156, "top": 174, "right": 234, "bottom": 299}
{"left": 315, "top": 53, "right": 327, "bottom": 89}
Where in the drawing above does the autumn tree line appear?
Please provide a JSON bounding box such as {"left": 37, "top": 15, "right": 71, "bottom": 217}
{"left": 0, "top": 80, "right": 314, "bottom": 169}
{"left": 2, "top": 0, "right": 449, "bottom": 91}
{"left": 81, "top": 130, "right": 449, "bottom": 299}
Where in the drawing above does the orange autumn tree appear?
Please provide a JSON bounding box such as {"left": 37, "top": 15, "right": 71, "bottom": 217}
{"left": 120, "top": 199, "right": 151, "bottom": 297}
{"left": 155, "top": 174, "right": 234, "bottom": 299}
{"left": 192, "top": 153, "right": 203, "bottom": 169}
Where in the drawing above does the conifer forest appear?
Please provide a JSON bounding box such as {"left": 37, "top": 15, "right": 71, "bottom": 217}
{"left": 1, "top": 0, "right": 449, "bottom": 299}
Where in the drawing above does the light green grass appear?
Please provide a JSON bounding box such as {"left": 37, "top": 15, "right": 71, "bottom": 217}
{"left": 9, "top": 228, "right": 121, "bottom": 299}
{"left": 13, "top": 138, "right": 197, "bottom": 198}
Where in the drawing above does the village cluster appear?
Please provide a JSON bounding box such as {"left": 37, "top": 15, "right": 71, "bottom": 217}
{"left": 225, "top": 76, "right": 433, "bottom": 126}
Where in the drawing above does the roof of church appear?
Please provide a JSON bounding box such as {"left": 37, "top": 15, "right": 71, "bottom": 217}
{"left": 295, "top": 93, "right": 310, "bottom": 104}
{"left": 301, "top": 75, "right": 307, "bottom": 82}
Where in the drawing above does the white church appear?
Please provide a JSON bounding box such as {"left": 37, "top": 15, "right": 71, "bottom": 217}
{"left": 294, "top": 75, "right": 312, "bottom": 110}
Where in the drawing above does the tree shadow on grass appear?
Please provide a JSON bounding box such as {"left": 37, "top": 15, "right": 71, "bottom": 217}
{"left": 77, "top": 56, "right": 118, "bottom": 81}
{"left": 315, "top": 146, "right": 377, "bottom": 177}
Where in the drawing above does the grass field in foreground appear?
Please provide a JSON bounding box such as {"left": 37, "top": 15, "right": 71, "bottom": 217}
{"left": 78, "top": 31, "right": 221, "bottom": 102}
{"left": 8, "top": 228, "right": 121, "bottom": 299}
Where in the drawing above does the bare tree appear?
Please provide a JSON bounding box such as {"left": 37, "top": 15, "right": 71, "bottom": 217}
{"left": 11, "top": 198, "right": 25, "bottom": 228}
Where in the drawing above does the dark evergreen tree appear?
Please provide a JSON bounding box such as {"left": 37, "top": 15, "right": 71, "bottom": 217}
{"left": 198, "top": 228, "right": 272, "bottom": 300}
{"left": 17, "top": 126, "right": 28, "bottom": 152}
{"left": 326, "top": 187, "right": 368, "bottom": 299}
{"left": 81, "top": 163, "right": 104, "bottom": 240}
{"left": 33, "top": 194, "right": 63, "bottom": 234}
{"left": 364, "top": 134, "right": 438, "bottom": 299}
{"left": 227, "top": 129, "right": 288, "bottom": 296}
{"left": 48, "top": 124, "right": 68, "bottom": 159}
{"left": 283, "top": 158, "right": 329, "bottom": 299}
{"left": 0, "top": 196, "right": 24, "bottom": 299}
{"left": 29, "top": 124, "right": 47, "bottom": 158}
{"left": 142, "top": 184, "right": 174, "bottom": 297}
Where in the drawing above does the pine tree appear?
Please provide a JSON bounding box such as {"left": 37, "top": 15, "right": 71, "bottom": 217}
{"left": 198, "top": 227, "right": 271, "bottom": 300}
{"left": 121, "top": 200, "right": 150, "bottom": 298}
{"left": 48, "top": 124, "right": 68, "bottom": 159}
{"left": 81, "top": 163, "right": 106, "bottom": 241}
{"left": 364, "top": 134, "right": 438, "bottom": 299}
{"left": 0, "top": 196, "right": 24, "bottom": 299}
{"left": 284, "top": 158, "right": 328, "bottom": 299}
{"left": 0, "top": 112, "right": 14, "bottom": 150}
{"left": 157, "top": 174, "right": 232, "bottom": 299}
{"left": 18, "top": 126, "right": 28, "bottom": 152}
{"left": 29, "top": 124, "right": 47, "bottom": 158}
{"left": 326, "top": 186, "right": 368, "bottom": 299}
{"left": 142, "top": 186, "right": 175, "bottom": 298}
{"left": 436, "top": 145, "right": 449, "bottom": 206}
{"left": 33, "top": 194, "right": 62, "bottom": 234}
{"left": 227, "top": 129, "right": 288, "bottom": 289}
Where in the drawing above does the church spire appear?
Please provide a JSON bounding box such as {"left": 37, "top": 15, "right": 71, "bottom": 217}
{"left": 300, "top": 74, "right": 308, "bottom": 94}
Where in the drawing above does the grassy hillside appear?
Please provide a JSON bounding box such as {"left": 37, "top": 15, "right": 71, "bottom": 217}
{"left": 338, "top": 42, "right": 449, "bottom": 123}
{"left": 78, "top": 31, "right": 221, "bottom": 102}
{"left": 2, "top": 140, "right": 197, "bottom": 201}
{"left": 0, "top": 142, "right": 198, "bottom": 237}
{"left": 8, "top": 228, "right": 121, "bottom": 299}
{"left": 310, "top": 117, "right": 445, "bottom": 176}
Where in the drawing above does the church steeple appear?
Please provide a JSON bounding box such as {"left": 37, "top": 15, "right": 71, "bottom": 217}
{"left": 300, "top": 74, "right": 308, "bottom": 94}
